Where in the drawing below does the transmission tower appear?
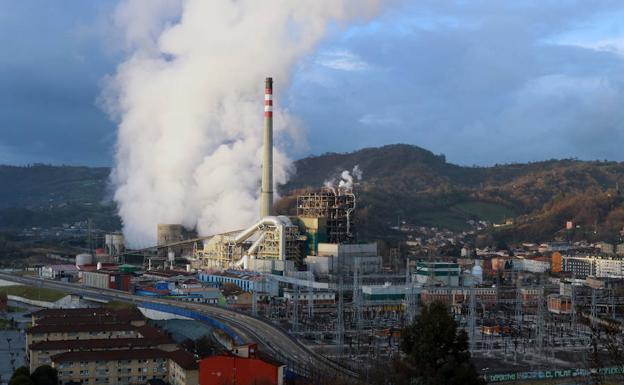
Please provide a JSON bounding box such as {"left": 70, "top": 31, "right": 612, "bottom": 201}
{"left": 336, "top": 256, "right": 345, "bottom": 359}
{"left": 536, "top": 286, "right": 545, "bottom": 355}
{"left": 307, "top": 269, "right": 314, "bottom": 321}
{"left": 353, "top": 258, "right": 362, "bottom": 334}
{"left": 468, "top": 285, "right": 477, "bottom": 352}
{"left": 292, "top": 284, "right": 299, "bottom": 333}
{"left": 571, "top": 284, "right": 577, "bottom": 333}
{"left": 591, "top": 288, "right": 597, "bottom": 329}
{"left": 515, "top": 279, "right": 523, "bottom": 331}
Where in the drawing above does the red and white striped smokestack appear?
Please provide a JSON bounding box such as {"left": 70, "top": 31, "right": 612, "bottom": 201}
{"left": 260, "top": 77, "right": 273, "bottom": 217}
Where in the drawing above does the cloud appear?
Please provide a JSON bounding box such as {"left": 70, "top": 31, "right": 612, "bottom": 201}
{"left": 316, "top": 49, "right": 370, "bottom": 71}
{"left": 359, "top": 113, "right": 401, "bottom": 126}
{"left": 289, "top": 1, "right": 624, "bottom": 165}
{"left": 563, "top": 38, "right": 624, "bottom": 57}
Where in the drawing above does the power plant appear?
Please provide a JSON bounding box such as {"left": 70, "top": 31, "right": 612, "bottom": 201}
{"left": 175, "top": 77, "right": 367, "bottom": 275}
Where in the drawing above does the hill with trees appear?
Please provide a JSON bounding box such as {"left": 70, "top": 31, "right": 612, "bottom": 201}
{"left": 2, "top": 144, "right": 624, "bottom": 242}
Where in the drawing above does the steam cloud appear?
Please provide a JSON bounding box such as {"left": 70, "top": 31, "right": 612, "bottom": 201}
{"left": 325, "top": 165, "right": 363, "bottom": 191}
{"left": 104, "top": 0, "right": 381, "bottom": 247}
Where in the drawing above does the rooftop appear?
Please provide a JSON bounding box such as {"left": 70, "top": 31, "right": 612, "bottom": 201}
{"left": 51, "top": 348, "right": 198, "bottom": 370}
{"left": 29, "top": 336, "right": 173, "bottom": 351}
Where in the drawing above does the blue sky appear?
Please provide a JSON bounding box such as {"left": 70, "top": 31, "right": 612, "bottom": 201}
{"left": 2, "top": 1, "right": 624, "bottom": 166}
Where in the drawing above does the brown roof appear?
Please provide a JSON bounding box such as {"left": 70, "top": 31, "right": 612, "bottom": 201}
{"left": 29, "top": 336, "right": 174, "bottom": 352}
{"left": 33, "top": 307, "right": 143, "bottom": 322}
{"left": 168, "top": 349, "right": 198, "bottom": 370}
{"left": 28, "top": 323, "right": 164, "bottom": 338}
{"left": 51, "top": 348, "right": 198, "bottom": 370}
{"left": 51, "top": 348, "right": 169, "bottom": 363}
{"left": 28, "top": 322, "right": 136, "bottom": 334}
{"left": 32, "top": 308, "right": 111, "bottom": 318}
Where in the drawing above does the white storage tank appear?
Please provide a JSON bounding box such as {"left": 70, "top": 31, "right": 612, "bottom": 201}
{"left": 472, "top": 264, "right": 483, "bottom": 284}
{"left": 76, "top": 253, "right": 93, "bottom": 267}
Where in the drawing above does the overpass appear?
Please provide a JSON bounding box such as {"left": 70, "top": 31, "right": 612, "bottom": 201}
{"left": 0, "top": 273, "right": 357, "bottom": 381}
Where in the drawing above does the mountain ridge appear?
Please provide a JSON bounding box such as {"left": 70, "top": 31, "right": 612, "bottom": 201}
{"left": 2, "top": 144, "right": 624, "bottom": 242}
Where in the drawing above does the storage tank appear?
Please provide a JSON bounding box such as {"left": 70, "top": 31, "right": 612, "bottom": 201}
{"left": 76, "top": 253, "right": 93, "bottom": 267}
{"left": 472, "top": 265, "right": 483, "bottom": 284}
{"left": 105, "top": 233, "right": 125, "bottom": 255}
{"left": 157, "top": 224, "right": 184, "bottom": 246}
{"left": 111, "top": 233, "right": 125, "bottom": 254}
{"left": 104, "top": 234, "right": 112, "bottom": 253}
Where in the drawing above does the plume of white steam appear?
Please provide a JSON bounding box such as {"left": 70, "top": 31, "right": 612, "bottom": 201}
{"left": 103, "top": 0, "right": 381, "bottom": 247}
{"left": 326, "top": 165, "right": 363, "bottom": 192}
{"left": 338, "top": 170, "right": 354, "bottom": 190}
{"left": 352, "top": 164, "right": 363, "bottom": 180}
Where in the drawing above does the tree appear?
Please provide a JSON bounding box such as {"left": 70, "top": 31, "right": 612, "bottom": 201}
{"left": 8, "top": 375, "right": 34, "bottom": 385}
{"left": 30, "top": 365, "right": 58, "bottom": 385}
{"left": 397, "top": 301, "right": 485, "bottom": 385}
{"left": 10, "top": 367, "right": 30, "bottom": 381}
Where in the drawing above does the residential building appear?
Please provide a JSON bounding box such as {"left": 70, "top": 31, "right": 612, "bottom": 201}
{"left": 514, "top": 256, "right": 550, "bottom": 274}
{"left": 51, "top": 348, "right": 198, "bottom": 385}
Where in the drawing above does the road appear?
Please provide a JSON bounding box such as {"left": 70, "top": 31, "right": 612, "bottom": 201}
{"left": 0, "top": 273, "right": 357, "bottom": 380}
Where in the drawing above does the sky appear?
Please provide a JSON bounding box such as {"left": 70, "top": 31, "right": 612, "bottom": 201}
{"left": 2, "top": 0, "right": 624, "bottom": 166}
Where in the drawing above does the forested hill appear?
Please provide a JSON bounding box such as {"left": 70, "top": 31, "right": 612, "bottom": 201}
{"left": 3, "top": 145, "right": 624, "bottom": 242}
{"left": 277, "top": 144, "right": 624, "bottom": 242}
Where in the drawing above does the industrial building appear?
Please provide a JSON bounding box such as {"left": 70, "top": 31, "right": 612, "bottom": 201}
{"left": 414, "top": 261, "right": 460, "bottom": 286}
{"left": 305, "top": 243, "right": 381, "bottom": 277}
{"left": 198, "top": 270, "right": 279, "bottom": 297}
{"left": 82, "top": 269, "right": 132, "bottom": 291}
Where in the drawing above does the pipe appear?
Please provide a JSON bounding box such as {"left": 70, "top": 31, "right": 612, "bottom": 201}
{"left": 260, "top": 77, "right": 274, "bottom": 217}
{"left": 232, "top": 216, "right": 292, "bottom": 260}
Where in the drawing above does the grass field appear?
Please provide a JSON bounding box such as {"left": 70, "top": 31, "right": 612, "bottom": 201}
{"left": 1, "top": 285, "right": 67, "bottom": 302}
{"left": 104, "top": 301, "right": 136, "bottom": 310}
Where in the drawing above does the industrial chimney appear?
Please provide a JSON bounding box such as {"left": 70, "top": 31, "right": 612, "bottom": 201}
{"left": 260, "top": 77, "right": 273, "bottom": 217}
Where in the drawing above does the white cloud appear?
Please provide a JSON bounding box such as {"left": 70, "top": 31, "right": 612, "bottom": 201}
{"left": 565, "top": 38, "right": 624, "bottom": 57}
{"left": 359, "top": 113, "right": 402, "bottom": 126}
{"left": 316, "top": 49, "right": 370, "bottom": 71}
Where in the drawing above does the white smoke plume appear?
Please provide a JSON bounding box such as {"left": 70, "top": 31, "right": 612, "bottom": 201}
{"left": 352, "top": 164, "right": 363, "bottom": 181}
{"left": 326, "top": 164, "right": 363, "bottom": 192}
{"left": 104, "top": 1, "right": 382, "bottom": 247}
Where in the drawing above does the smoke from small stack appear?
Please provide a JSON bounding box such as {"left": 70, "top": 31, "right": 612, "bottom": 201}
{"left": 103, "top": 1, "right": 383, "bottom": 247}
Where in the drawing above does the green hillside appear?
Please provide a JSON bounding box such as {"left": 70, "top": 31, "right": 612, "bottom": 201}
{"left": 278, "top": 144, "right": 624, "bottom": 242}
{"left": 2, "top": 145, "right": 624, "bottom": 242}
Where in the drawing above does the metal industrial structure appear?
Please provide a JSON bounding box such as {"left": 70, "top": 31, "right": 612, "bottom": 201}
{"left": 297, "top": 188, "right": 356, "bottom": 244}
